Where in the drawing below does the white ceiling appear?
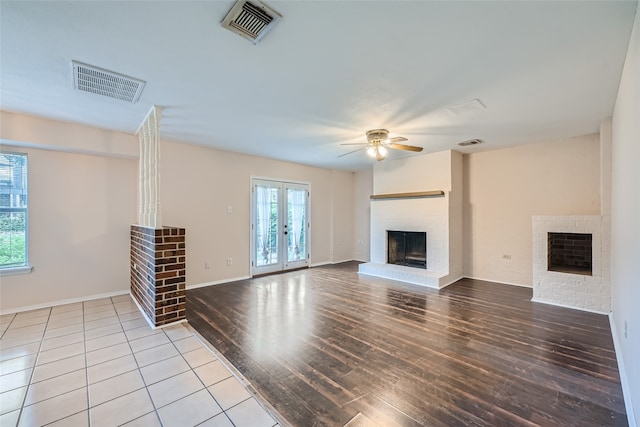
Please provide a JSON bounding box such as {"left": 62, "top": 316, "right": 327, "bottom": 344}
{"left": 1, "top": 1, "right": 636, "bottom": 170}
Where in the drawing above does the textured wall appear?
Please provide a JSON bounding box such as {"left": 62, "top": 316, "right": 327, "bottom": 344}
{"left": 463, "top": 135, "right": 601, "bottom": 287}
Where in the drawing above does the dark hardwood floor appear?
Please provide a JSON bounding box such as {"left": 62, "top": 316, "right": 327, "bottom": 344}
{"left": 187, "top": 262, "right": 627, "bottom": 427}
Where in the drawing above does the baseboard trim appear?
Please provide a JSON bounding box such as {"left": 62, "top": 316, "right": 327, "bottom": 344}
{"left": 463, "top": 275, "right": 532, "bottom": 288}
{"left": 187, "top": 276, "right": 251, "bottom": 290}
{"left": 440, "top": 275, "right": 465, "bottom": 289}
{"left": 310, "top": 261, "right": 331, "bottom": 268}
{"left": 530, "top": 297, "right": 608, "bottom": 315}
{"left": 609, "top": 314, "right": 638, "bottom": 427}
{"left": 128, "top": 292, "right": 187, "bottom": 330}
{"left": 0, "top": 290, "right": 129, "bottom": 315}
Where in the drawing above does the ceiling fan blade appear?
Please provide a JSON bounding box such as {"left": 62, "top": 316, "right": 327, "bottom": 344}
{"left": 340, "top": 142, "right": 367, "bottom": 146}
{"left": 338, "top": 146, "right": 366, "bottom": 158}
{"left": 388, "top": 143, "right": 423, "bottom": 152}
{"left": 388, "top": 137, "right": 408, "bottom": 143}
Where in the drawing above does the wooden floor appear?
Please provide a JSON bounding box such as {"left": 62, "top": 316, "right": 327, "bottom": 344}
{"left": 187, "top": 262, "right": 627, "bottom": 427}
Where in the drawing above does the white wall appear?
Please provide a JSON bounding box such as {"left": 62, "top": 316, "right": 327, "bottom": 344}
{"left": 0, "top": 145, "right": 137, "bottom": 312}
{"left": 449, "top": 150, "right": 464, "bottom": 280}
{"left": 353, "top": 168, "right": 372, "bottom": 262}
{"left": 0, "top": 111, "right": 138, "bottom": 158}
{"left": 611, "top": 3, "right": 640, "bottom": 425}
{"left": 373, "top": 150, "right": 453, "bottom": 194}
{"left": 463, "top": 135, "right": 601, "bottom": 286}
{"left": 160, "top": 140, "right": 356, "bottom": 287}
{"left": 0, "top": 112, "right": 357, "bottom": 311}
{"left": 331, "top": 170, "right": 355, "bottom": 263}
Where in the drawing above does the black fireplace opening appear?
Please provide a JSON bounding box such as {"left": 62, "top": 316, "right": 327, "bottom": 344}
{"left": 548, "top": 232, "right": 592, "bottom": 276}
{"left": 387, "top": 231, "right": 426, "bottom": 269}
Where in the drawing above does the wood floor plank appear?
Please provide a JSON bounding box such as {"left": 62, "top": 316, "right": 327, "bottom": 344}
{"left": 187, "top": 262, "right": 627, "bottom": 426}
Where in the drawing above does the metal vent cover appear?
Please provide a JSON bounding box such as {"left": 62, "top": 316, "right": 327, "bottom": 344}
{"left": 221, "top": 0, "right": 282, "bottom": 44}
{"left": 458, "top": 139, "right": 483, "bottom": 147}
{"left": 72, "top": 61, "right": 146, "bottom": 103}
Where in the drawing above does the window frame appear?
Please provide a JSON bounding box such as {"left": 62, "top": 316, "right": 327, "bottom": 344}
{"left": 0, "top": 150, "right": 32, "bottom": 275}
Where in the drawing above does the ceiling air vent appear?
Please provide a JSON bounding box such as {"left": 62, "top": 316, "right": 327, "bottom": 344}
{"left": 72, "top": 61, "right": 146, "bottom": 103}
{"left": 221, "top": 0, "right": 282, "bottom": 44}
{"left": 446, "top": 99, "right": 486, "bottom": 116}
{"left": 458, "top": 139, "right": 483, "bottom": 147}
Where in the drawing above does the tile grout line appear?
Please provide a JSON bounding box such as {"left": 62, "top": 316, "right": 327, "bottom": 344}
{"left": 23, "top": 301, "right": 120, "bottom": 426}
{"left": 165, "top": 327, "right": 237, "bottom": 427}
{"left": 3, "top": 298, "right": 278, "bottom": 427}
{"left": 14, "top": 306, "right": 52, "bottom": 427}
{"left": 25, "top": 304, "right": 88, "bottom": 426}
{"left": 187, "top": 324, "right": 284, "bottom": 426}
{"left": 117, "top": 296, "right": 166, "bottom": 427}
{"left": 83, "top": 298, "right": 91, "bottom": 426}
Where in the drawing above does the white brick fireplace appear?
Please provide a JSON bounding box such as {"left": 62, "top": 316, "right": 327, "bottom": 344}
{"left": 531, "top": 123, "right": 613, "bottom": 314}
{"left": 359, "top": 150, "right": 463, "bottom": 288}
{"left": 532, "top": 215, "right": 611, "bottom": 313}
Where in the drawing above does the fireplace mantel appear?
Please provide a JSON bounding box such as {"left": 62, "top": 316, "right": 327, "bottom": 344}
{"left": 370, "top": 190, "right": 445, "bottom": 200}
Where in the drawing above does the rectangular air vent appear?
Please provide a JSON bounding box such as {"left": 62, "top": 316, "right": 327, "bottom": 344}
{"left": 73, "top": 61, "right": 146, "bottom": 103}
{"left": 458, "top": 139, "right": 483, "bottom": 147}
{"left": 446, "top": 98, "right": 486, "bottom": 116}
{"left": 221, "top": 0, "right": 281, "bottom": 44}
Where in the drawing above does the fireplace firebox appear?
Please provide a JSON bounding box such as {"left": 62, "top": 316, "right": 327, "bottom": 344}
{"left": 547, "top": 232, "right": 592, "bottom": 276}
{"left": 387, "top": 231, "right": 426, "bottom": 269}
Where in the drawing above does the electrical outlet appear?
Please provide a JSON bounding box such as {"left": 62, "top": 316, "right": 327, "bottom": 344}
{"left": 624, "top": 321, "right": 627, "bottom": 339}
{"left": 227, "top": 258, "right": 233, "bottom": 266}
{"left": 227, "top": 206, "right": 233, "bottom": 214}
{"left": 502, "top": 254, "right": 512, "bottom": 260}
{"left": 204, "top": 260, "right": 211, "bottom": 269}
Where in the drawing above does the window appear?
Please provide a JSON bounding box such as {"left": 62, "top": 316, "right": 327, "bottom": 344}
{"left": 0, "top": 152, "right": 28, "bottom": 272}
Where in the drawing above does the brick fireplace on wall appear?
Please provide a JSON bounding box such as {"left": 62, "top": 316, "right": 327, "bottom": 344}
{"left": 358, "top": 150, "right": 464, "bottom": 288}
{"left": 532, "top": 216, "right": 610, "bottom": 313}
{"left": 531, "top": 121, "right": 612, "bottom": 314}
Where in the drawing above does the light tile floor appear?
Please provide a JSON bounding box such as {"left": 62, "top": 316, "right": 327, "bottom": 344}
{"left": 0, "top": 294, "right": 280, "bottom": 427}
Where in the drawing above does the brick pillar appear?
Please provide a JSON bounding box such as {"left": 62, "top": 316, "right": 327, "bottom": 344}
{"left": 130, "top": 225, "right": 186, "bottom": 327}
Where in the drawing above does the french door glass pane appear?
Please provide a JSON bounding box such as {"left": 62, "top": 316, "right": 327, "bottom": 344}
{"left": 255, "top": 184, "right": 280, "bottom": 267}
{"left": 287, "top": 188, "right": 306, "bottom": 263}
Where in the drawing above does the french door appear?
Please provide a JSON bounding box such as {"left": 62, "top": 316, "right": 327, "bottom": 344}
{"left": 252, "top": 179, "right": 309, "bottom": 275}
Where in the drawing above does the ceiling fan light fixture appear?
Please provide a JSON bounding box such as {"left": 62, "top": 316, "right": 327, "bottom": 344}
{"left": 339, "top": 128, "right": 421, "bottom": 161}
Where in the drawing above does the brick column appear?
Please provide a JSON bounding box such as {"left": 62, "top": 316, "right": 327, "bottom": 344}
{"left": 131, "top": 225, "right": 186, "bottom": 327}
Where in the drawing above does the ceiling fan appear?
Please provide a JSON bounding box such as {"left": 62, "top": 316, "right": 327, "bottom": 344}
{"left": 339, "top": 129, "right": 423, "bottom": 161}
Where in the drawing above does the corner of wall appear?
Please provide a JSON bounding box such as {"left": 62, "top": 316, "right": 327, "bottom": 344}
{"left": 449, "top": 151, "right": 464, "bottom": 278}
{"left": 610, "top": 2, "right": 640, "bottom": 424}
{"left": 354, "top": 168, "right": 373, "bottom": 262}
